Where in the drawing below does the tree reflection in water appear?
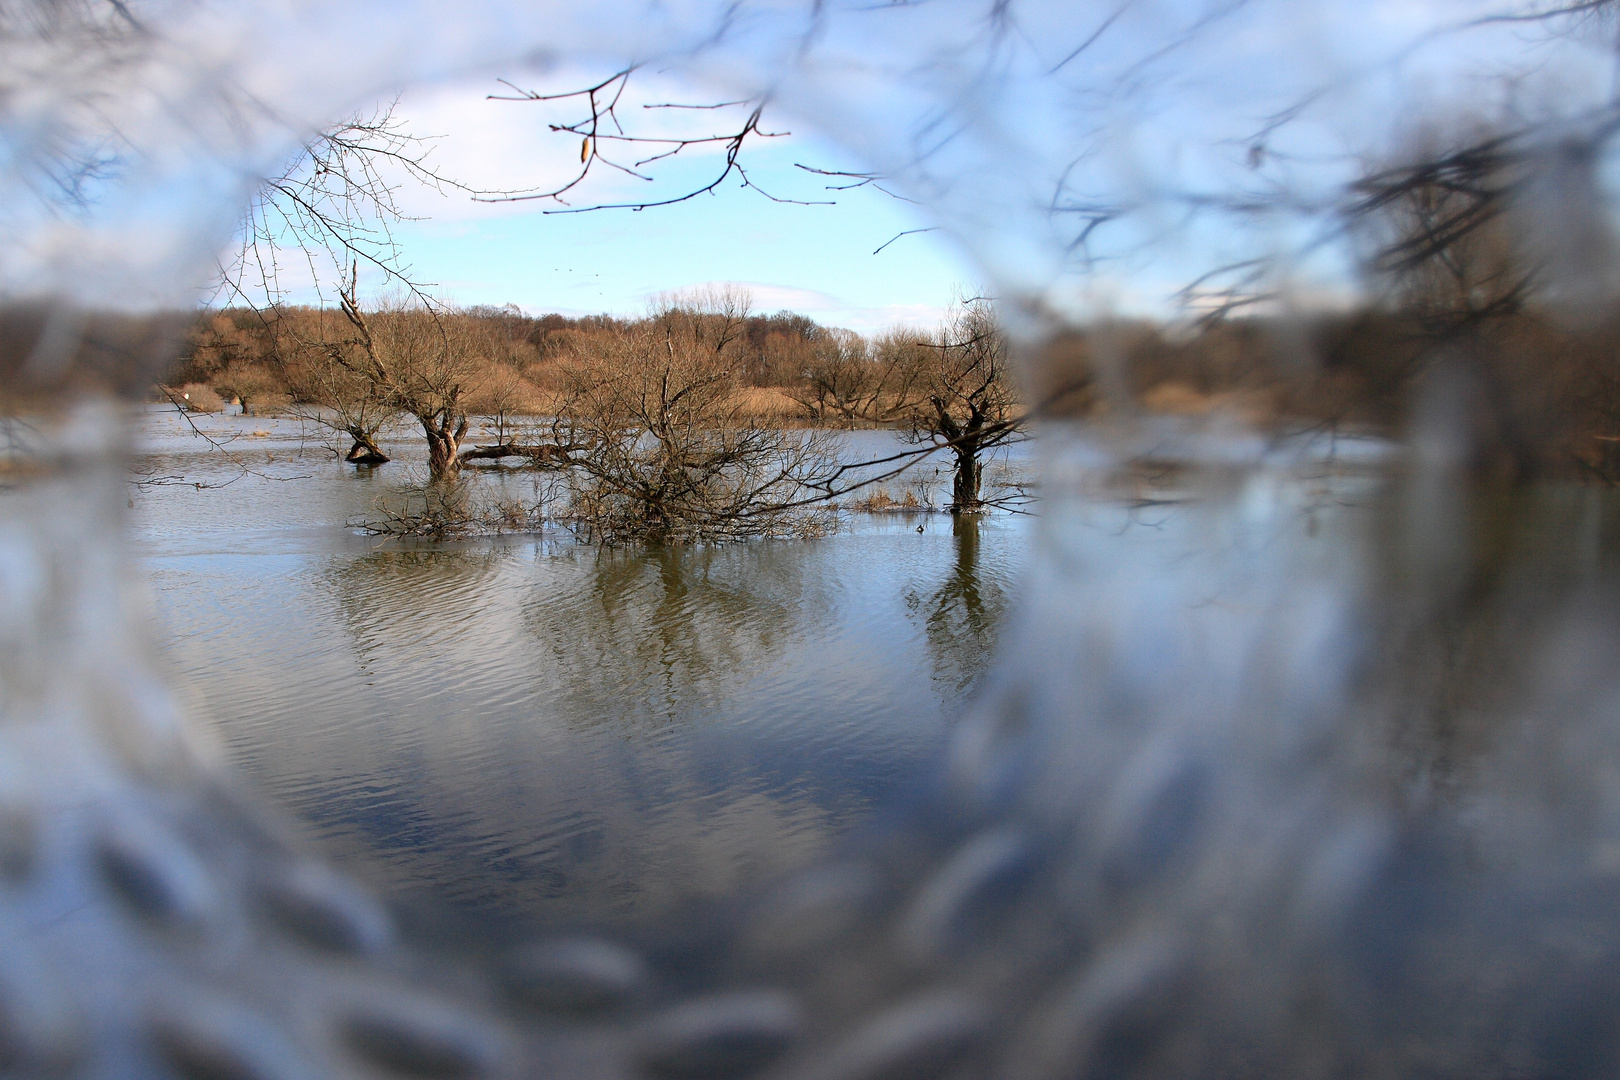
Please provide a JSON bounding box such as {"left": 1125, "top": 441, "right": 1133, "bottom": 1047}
{"left": 292, "top": 531, "right": 977, "bottom": 931}
{"left": 326, "top": 545, "right": 509, "bottom": 679}
{"left": 528, "top": 541, "right": 814, "bottom": 732}
{"left": 907, "top": 515, "right": 1012, "bottom": 697}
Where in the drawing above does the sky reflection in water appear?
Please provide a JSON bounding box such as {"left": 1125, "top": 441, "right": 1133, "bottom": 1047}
{"left": 129, "top": 411, "right": 1028, "bottom": 936}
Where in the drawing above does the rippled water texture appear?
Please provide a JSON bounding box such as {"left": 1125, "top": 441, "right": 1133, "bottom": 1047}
{"left": 130, "top": 411, "right": 1030, "bottom": 934}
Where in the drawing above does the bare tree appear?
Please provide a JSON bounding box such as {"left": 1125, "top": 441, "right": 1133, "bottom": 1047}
{"left": 554, "top": 297, "right": 840, "bottom": 542}
{"left": 219, "top": 101, "right": 480, "bottom": 310}
{"left": 339, "top": 286, "right": 479, "bottom": 482}
{"left": 649, "top": 284, "right": 754, "bottom": 357}
{"left": 901, "top": 300, "right": 1024, "bottom": 513}
{"left": 185, "top": 312, "right": 287, "bottom": 416}
{"left": 1351, "top": 128, "right": 1533, "bottom": 328}
{"left": 465, "top": 363, "right": 531, "bottom": 451}
{"left": 789, "top": 328, "right": 925, "bottom": 425}
{"left": 200, "top": 99, "right": 494, "bottom": 476}
{"left": 1343, "top": 118, "right": 1605, "bottom": 479}
{"left": 280, "top": 307, "right": 394, "bottom": 465}
{"left": 281, "top": 274, "right": 480, "bottom": 481}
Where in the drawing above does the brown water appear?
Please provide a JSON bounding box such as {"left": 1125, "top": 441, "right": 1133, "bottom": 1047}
{"left": 127, "top": 408, "right": 1031, "bottom": 936}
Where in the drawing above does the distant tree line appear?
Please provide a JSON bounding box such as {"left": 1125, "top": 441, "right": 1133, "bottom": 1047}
{"left": 157, "top": 289, "right": 1024, "bottom": 541}
{"left": 174, "top": 299, "right": 848, "bottom": 418}
{"left": 165, "top": 288, "right": 1022, "bottom": 498}
{"left": 1031, "top": 305, "right": 1620, "bottom": 483}
{"left": 167, "top": 273, "right": 1620, "bottom": 506}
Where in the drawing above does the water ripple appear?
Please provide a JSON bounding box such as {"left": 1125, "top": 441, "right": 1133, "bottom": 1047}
{"left": 130, "top": 416, "right": 1029, "bottom": 933}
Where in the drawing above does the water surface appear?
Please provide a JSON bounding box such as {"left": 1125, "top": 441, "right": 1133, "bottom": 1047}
{"left": 128, "top": 409, "right": 1031, "bottom": 934}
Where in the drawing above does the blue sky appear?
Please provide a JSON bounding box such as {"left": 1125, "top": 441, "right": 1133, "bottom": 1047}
{"left": 218, "top": 3, "right": 1620, "bottom": 333}
{"left": 328, "top": 69, "right": 982, "bottom": 333}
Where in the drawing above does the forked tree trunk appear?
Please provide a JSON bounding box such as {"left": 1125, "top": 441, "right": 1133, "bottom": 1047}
{"left": 950, "top": 441, "right": 983, "bottom": 513}
{"left": 345, "top": 431, "right": 389, "bottom": 466}
{"left": 424, "top": 415, "right": 469, "bottom": 482}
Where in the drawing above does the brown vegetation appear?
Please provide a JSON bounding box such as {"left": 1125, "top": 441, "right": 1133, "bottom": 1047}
{"left": 548, "top": 292, "right": 842, "bottom": 542}
{"left": 165, "top": 382, "right": 225, "bottom": 413}
{"left": 162, "top": 290, "right": 1031, "bottom": 518}
{"left": 0, "top": 306, "right": 193, "bottom": 406}
{"left": 162, "top": 296, "right": 841, "bottom": 437}
{"left": 850, "top": 487, "right": 926, "bottom": 513}
{"left": 156, "top": 289, "right": 1620, "bottom": 487}
{"left": 1032, "top": 306, "right": 1620, "bottom": 480}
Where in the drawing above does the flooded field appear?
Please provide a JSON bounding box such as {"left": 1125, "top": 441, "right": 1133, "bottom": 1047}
{"left": 127, "top": 408, "right": 1032, "bottom": 936}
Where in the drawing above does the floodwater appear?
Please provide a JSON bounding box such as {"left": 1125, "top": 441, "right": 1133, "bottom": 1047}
{"left": 127, "top": 408, "right": 1032, "bottom": 936}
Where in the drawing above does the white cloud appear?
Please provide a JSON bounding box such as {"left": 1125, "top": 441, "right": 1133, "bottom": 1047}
{"left": 834, "top": 303, "right": 953, "bottom": 335}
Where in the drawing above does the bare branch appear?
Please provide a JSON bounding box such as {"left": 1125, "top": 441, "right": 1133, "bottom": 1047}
{"left": 143, "top": 387, "right": 310, "bottom": 489}
{"left": 872, "top": 227, "right": 941, "bottom": 255}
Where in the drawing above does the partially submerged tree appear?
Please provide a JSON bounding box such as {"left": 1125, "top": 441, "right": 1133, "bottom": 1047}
{"left": 787, "top": 303, "right": 1023, "bottom": 512}
{"left": 901, "top": 300, "right": 1023, "bottom": 513}
{"left": 281, "top": 307, "right": 394, "bottom": 464}
{"left": 336, "top": 284, "right": 479, "bottom": 482}
{"left": 554, "top": 294, "right": 840, "bottom": 542}
{"left": 204, "top": 101, "right": 484, "bottom": 475}
{"left": 464, "top": 363, "right": 533, "bottom": 451}
{"left": 282, "top": 275, "right": 479, "bottom": 481}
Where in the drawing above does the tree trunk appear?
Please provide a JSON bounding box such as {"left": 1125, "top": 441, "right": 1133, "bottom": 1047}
{"left": 424, "top": 415, "right": 468, "bottom": 483}
{"left": 345, "top": 432, "right": 389, "bottom": 466}
{"left": 459, "top": 443, "right": 578, "bottom": 466}
{"left": 950, "top": 442, "right": 983, "bottom": 513}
